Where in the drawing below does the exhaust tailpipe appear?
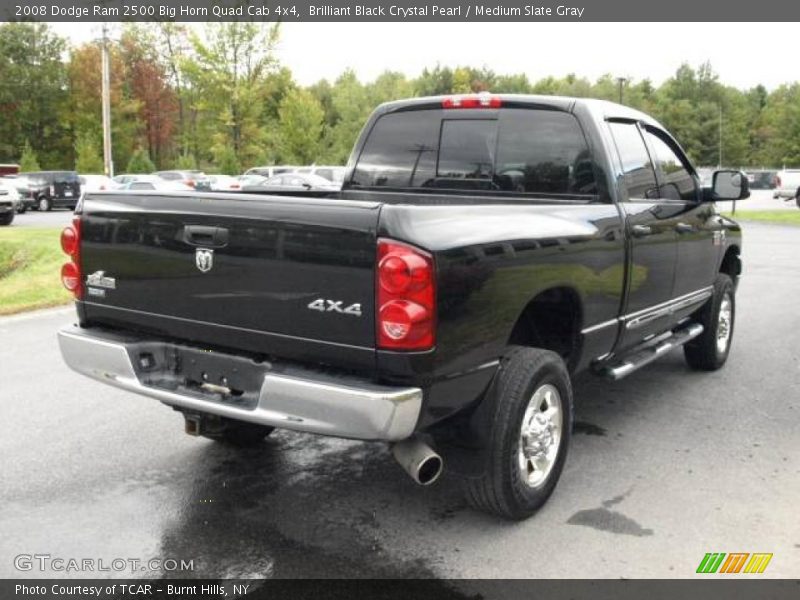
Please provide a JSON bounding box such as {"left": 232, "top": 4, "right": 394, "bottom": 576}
{"left": 391, "top": 437, "right": 443, "bottom": 486}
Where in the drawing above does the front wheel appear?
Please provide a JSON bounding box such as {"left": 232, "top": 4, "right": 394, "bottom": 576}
{"left": 795, "top": 189, "right": 800, "bottom": 209}
{"left": 16, "top": 203, "right": 26, "bottom": 214}
{"left": 0, "top": 212, "right": 13, "bottom": 226}
{"left": 684, "top": 273, "right": 735, "bottom": 371}
{"left": 463, "top": 347, "right": 573, "bottom": 520}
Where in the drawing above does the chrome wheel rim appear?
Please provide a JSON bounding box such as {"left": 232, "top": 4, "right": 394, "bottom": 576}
{"left": 39, "top": 198, "right": 47, "bottom": 211}
{"left": 518, "top": 383, "right": 562, "bottom": 489}
{"left": 716, "top": 294, "right": 733, "bottom": 355}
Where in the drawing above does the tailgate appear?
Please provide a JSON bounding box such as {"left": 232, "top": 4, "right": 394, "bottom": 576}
{"left": 79, "top": 192, "right": 380, "bottom": 371}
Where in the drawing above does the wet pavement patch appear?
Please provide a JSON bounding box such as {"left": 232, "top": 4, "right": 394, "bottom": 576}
{"left": 573, "top": 421, "right": 607, "bottom": 436}
{"left": 567, "top": 507, "right": 654, "bottom": 537}
{"left": 567, "top": 489, "right": 652, "bottom": 537}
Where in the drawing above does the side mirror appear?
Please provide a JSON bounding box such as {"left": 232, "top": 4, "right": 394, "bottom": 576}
{"left": 705, "top": 170, "right": 750, "bottom": 201}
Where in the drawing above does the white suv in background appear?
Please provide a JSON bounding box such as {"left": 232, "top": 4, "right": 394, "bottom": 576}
{"left": 773, "top": 169, "right": 800, "bottom": 207}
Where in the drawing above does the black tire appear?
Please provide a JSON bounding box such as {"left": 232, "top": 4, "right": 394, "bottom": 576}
{"left": 16, "top": 203, "right": 26, "bottom": 214}
{"left": 202, "top": 420, "right": 275, "bottom": 447}
{"left": 463, "top": 347, "right": 573, "bottom": 520}
{"left": 38, "top": 196, "right": 52, "bottom": 212}
{"left": 684, "top": 273, "right": 735, "bottom": 371}
{"left": 0, "top": 212, "right": 13, "bottom": 226}
{"left": 795, "top": 189, "right": 800, "bottom": 209}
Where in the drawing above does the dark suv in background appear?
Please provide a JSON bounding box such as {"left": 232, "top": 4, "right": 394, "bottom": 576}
{"left": 20, "top": 171, "right": 82, "bottom": 211}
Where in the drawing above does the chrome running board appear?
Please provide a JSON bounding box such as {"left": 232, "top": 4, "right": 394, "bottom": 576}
{"left": 601, "top": 322, "right": 704, "bottom": 380}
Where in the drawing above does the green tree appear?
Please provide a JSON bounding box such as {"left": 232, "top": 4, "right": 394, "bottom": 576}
{"left": 74, "top": 134, "right": 104, "bottom": 173}
{"left": 19, "top": 141, "right": 40, "bottom": 172}
{"left": 126, "top": 148, "right": 155, "bottom": 173}
{"left": 415, "top": 65, "right": 454, "bottom": 96}
{"left": 321, "top": 70, "right": 372, "bottom": 164}
{"left": 175, "top": 153, "right": 197, "bottom": 169}
{"left": 182, "top": 23, "right": 280, "bottom": 170}
{"left": 0, "top": 23, "right": 70, "bottom": 166}
{"left": 214, "top": 145, "right": 240, "bottom": 175}
{"left": 276, "top": 89, "right": 324, "bottom": 164}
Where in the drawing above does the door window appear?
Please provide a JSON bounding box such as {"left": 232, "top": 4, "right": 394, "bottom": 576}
{"left": 608, "top": 122, "right": 658, "bottom": 200}
{"left": 644, "top": 130, "right": 698, "bottom": 201}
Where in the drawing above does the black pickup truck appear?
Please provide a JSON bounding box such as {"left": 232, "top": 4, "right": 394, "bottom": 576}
{"left": 58, "top": 94, "right": 746, "bottom": 519}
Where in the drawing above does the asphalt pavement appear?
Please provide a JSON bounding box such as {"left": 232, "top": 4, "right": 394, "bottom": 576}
{"left": 10, "top": 207, "right": 76, "bottom": 228}
{"left": 0, "top": 221, "right": 798, "bottom": 582}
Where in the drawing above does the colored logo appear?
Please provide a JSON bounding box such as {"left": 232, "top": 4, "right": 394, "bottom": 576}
{"left": 696, "top": 552, "right": 773, "bottom": 574}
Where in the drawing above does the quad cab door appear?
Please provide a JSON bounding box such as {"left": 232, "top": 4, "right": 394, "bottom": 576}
{"left": 607, "top": 120, "right": 682, "bottom": 351}
{"left": 641, "top": 126, "right": 721, "bottom": 313}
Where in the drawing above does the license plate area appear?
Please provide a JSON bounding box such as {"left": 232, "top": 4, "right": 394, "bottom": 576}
{"left": 127, "top": 341, "right": 271, "bottom": 410}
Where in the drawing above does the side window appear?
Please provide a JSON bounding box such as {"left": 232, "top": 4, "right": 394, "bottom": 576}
{"left": 644, "top": 130, "right": 698, "bottom": 201}
{"left": 608, "top": 122, "right": 658, "bottom": 200}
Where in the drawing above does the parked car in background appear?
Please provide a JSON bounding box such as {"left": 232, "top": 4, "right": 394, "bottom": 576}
{"left": 773, "top": 169, "right": 800, "bottom": 207}
{"left": 747, "top": 170, "right": 777, "bottom": 190}
{"left": 19, "top": 171, "right": 81, "bottom": 211}
{"left": 118, "top": 176, "right": 193, "bottom": 192}
{"left": 1, "top": 174, "right": 41, "bottom": 213}
{"left": 153, "top": 170, "right": 206, "bottom": 189}
{"left": 112, "top": 174, "right": 147, "bottom": 186}
{"left": 79, "top": 174, "right": 115, "bottom": 192}
{"left": 237, "top": 174, "right": 268, "bottom": 187}
{"left": 254, "top": 173, "right": 341, "bottom": 192}
{"left": 195, "top": 175, "right": 241, "bottom": 192}
{"left": 0, "top": 178, "right": 20, "bottom": 224}
{"left": 294, "top": 165, "right": 347, "bottom": 184}
{"left": 0, "top": 163, "right": 20, "bottom": 176}
{"left": 243, "top": 165, "right": 300, "bottom": 179}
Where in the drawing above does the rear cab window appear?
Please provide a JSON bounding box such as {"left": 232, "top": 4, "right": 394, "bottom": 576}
{"left": 351, "top": 107, "right": 598, "bottom": 199}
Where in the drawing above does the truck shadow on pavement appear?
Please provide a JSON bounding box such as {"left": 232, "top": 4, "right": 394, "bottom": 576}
{"left": 154, "top": 352, "right": 700, "bottom": 578}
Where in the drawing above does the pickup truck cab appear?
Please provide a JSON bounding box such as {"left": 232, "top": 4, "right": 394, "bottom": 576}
{"left": 58, "top": 94, "right": 747, "bottom": 519}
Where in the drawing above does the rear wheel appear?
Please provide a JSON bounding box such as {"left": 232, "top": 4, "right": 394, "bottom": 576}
{"left": 38, "top": 196, "right": 51, "bottom": 212}
{"left": 463, "top": 346, "right": 573, "bottom": 520}
{"left": 16, "top": 203, "right": 26, "bottom": 214}
{"left": 795, "top": 189, "right": 800, "bottom": 209}
{"left": 684, "top": 273, "right": 735, "bottom": 371}
{"left": 0, "top": 212, "right": 13, "bottom": 226}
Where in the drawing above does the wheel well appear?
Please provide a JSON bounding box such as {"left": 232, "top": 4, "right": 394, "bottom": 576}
{"left": 720, "top": 246, "right": 741, "bottom": 286}
{"left": 507, "top": 287, "right": 582, "bottom": 369}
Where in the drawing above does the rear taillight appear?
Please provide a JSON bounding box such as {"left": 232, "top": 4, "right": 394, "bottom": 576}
{"left": 442, "top": 94, "right": 502, "bottom": 109}
{"left": 377, "top": 239, "right": 435, "bottom": 350}
{"left": 60, "top": 217, "right": 82, "bottom": 299}
{"left": 776, "top": 175, "right": 781, "bottom": 187}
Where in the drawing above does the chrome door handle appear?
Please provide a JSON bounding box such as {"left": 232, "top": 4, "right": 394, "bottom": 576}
{"left": 631, "top": 224, "right": 653, "bottom": 237}
{"left": 675, "top": 222, "right": 694, "bottom": 234}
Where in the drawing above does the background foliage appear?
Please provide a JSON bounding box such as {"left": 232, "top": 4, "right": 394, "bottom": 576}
{"left": 1, "top": 22, "right": 799, "bottom": 173}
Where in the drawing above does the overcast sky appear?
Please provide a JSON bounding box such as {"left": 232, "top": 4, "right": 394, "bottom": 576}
{"left": 49, "top": 22, "right": 797, "bottom": 90}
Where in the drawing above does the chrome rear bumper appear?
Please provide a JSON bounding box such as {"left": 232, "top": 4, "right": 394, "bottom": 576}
{"left": 57, "top": 324, "right": 422, "bottom": 441}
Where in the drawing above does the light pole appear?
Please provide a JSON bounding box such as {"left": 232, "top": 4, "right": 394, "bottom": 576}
{"left": 101, "top": 24, "right": 114, "bottom": 177}
{"left": 718, "top": 104, "right": 723, "bottom": 169}
{"left": 616, "top": 77, "right": 627, "bottom": 104}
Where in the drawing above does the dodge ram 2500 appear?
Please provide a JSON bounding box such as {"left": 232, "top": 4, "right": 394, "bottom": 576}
{"left": 58, "top": 94, "right": 747, "bottom": 519}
